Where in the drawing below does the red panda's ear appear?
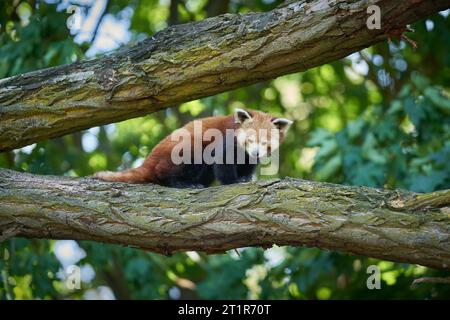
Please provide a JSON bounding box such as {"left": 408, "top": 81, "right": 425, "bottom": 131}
{"left": 234, "top": 108, "right": 252, "bottom": 124}
{"left": 272, "top": 118, "right": 293, "bottom": 134}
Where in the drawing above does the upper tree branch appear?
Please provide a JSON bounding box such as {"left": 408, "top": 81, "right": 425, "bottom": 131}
{"left": 0, "top": 0, "right": 449, "bottom": 151}
{"left": 0, "top": 169, "right": 449, "bottom": 270}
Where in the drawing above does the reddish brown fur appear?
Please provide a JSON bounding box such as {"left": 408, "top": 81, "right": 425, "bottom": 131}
{"left": 93, "top": 109, "right": 290, "bottom": 186}
{"left": 94, "top": 114, "right": 235, "bottom": 183}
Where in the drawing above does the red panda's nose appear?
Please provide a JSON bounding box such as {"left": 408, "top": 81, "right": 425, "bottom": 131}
{"left": 250, "top": 150, "right": 259, "bottom": 158}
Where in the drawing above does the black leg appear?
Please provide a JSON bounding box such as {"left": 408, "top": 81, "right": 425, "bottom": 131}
{"left": 164, "top": 177, "right": 206, "bottom": 189}
{"left": 213, "top": 164, "right": 239, "bottom": 185}
{"left": 237, "top": 174, "right": 254, "bottom": 183}
{"left": 236, "top": 163, "right": 257, "bottom": 183}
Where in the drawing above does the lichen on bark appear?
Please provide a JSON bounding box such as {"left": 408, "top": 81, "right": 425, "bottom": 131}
{"left": 0, "top": 169, "right": 449, "bottom": 270}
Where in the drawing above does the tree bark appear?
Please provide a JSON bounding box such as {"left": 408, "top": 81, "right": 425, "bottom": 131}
{"left": 0, "top": 169, "right": 449, "bottom": 270}
{"left": 1, "top": 0, "right": 449, "bottom": 151}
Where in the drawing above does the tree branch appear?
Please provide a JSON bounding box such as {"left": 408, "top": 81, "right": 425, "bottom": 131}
{"left": 1, "top": 0, "right": 449, "bottom": 151}
{"left": 0, "top": 169, "right": 449, "bottom": 270}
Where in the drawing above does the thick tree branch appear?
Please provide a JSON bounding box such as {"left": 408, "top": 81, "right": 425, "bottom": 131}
{"left": 1, "top": 0, "right": 449, "bottom": 151}
{"left": 0, "top": 169, "right": 449, "bottom": 270}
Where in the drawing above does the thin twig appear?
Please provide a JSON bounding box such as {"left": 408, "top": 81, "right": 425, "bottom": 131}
{"left": 412, "top": 277, "right": 450, "bottom": 286}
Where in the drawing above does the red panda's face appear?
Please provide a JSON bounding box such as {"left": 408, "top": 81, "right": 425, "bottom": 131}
{"left": 234, "top": 108, "right": 292, "bottom": 159}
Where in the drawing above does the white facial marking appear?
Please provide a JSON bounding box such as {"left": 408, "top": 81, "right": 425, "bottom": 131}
{"left": 237, "top": 130, "right": 247, "bottom": 148}
{"left": 246, "top": 140, "right": 271, "bottom": 159}
{"left": 247, "top": 142, "right": 258, "bottom": 158}
{"left": 272, "top": 118, "right": 293, "bottom": 126}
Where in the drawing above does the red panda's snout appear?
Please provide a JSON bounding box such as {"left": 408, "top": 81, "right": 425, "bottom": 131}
{"left": 237, "top": 131, "right": 272, "bottom": 159}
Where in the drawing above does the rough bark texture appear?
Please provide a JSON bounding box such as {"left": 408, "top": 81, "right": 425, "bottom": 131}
{"left": 1, "top": 0, "right": 449, "bottom": 151}
{"left": 0, "top": 169, "right": 449, "bottom": 270}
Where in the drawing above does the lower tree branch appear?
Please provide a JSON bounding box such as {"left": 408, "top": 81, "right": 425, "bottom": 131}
{"left": 0, "top": 169, "right": 449, "bottom": 270}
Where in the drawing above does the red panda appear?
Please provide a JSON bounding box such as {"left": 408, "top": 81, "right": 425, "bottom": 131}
{"left": 93, "top": 108, "right": 292, "bottom": 188}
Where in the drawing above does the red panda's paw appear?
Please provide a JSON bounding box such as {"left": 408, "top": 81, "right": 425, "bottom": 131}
{"left": 92, "top": 171, "right": 115, "bottom": 181}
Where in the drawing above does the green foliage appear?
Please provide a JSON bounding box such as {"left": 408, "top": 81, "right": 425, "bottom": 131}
{"left": 0, "top": 239, "right": 60, "bottom": 299}
{"left": 0, "top": 0, "right": 449, "bottom": 300}
{"left": 309, "top": 78, "right": 450, "bottom": 191}
{"left": 0, "top": 1, "right": 85, "bottom": 78}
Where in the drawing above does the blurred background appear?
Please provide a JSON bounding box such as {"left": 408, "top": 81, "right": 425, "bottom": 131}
{"left": 0, "top": 0, "right": 449, "bottom": 300}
